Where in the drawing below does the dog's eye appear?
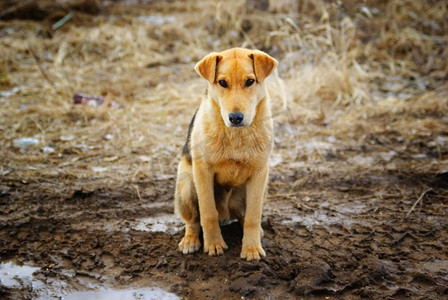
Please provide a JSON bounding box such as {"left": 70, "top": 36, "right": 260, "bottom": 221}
{"left": 218, "top": 80, "right": 228, "bottom": 88}
{"left": 245, "top": 79, "right": 255, "bottom": 87}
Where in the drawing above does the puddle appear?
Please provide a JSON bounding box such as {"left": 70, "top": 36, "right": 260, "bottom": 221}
{"left": 1, "top": 262, "right": 178, "bottom": 299}
{"left": 331, "top": 201, "right": 368, "bottom": 214}
{"left": 141, "top": 201, "right": 170, "bottom": 210}
{"left": 0, "top": 261, "right": 41, "bottom": 288}
{"left": 0, "top": 262, "right": 67, "bottom": 296}
{"left": 131, "top": 214, "right": 183, "bottom": 234}
{"left": 68, "top": 210, "right": 183, "bottom": 235}
{"left": 279, "top": 201, "right": 367, "bottom": 230}
{"left": 281, "top": 212, "right": 359, "bottom": 230}
{"left": 56, "top": 287, "right": 179, "bottom": 300}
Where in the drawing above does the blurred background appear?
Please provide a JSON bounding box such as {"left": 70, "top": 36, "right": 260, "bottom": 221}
{"left": 0, "top": 0, "right": 447, "bottom": 299}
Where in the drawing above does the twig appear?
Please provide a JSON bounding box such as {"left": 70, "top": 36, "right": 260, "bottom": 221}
{"left": 52, "top": 13, "right": 73, "bottom": 31}
{"left": 406, "top": 189, "right": 431, "bottom": 218}
{"left": 134, "top": 185, "right": 143, "bottom": 205}
{"left": 131, "top": 162, "right": 142, "bottom": 182}
{"left": 27, "top": 44, "right": 57, "bottom": 91}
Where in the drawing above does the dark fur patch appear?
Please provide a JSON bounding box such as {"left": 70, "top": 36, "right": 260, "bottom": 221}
{"left": 182, "top": 110, "right": 197, "bottom": 162}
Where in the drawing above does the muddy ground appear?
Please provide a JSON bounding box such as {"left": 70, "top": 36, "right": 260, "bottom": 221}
{"left": 1, "top": 0, "right": 448, "bottom": 299}
{"left": 1, "top": 136, "right": 448, "bottom": 299}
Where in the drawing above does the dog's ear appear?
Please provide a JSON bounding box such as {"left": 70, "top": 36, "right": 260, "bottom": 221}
{"left": 195, "top": 52, "right": 222, "bottom": 83}
{"left": 249, "top": 51, "right": 278, "bottom": 82}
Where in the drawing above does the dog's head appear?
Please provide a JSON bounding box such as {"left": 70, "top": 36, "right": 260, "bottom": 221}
{"left": 195, "top": 48, "right": 278, "bottom": 128}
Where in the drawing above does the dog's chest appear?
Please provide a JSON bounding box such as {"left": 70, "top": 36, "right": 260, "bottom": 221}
{"left": 206, "top": 126, "right": 270, "bottom": 161}
{"left": 198, "top": 118, "right": 272, "bottom": 187}
{"left": 216, "top": 141, "right": 263, "bottom": 185}
{"left": 213, "top": 159, "right": 254, "bottom": 187}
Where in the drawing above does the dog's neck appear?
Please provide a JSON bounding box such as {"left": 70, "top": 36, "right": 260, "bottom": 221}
{"left": 198, "top": 95, "right": 273, "bottom": 164}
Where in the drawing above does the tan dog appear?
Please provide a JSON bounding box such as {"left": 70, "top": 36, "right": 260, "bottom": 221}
{"left": 175, "top": 48, "right": 278, "bottom": 261}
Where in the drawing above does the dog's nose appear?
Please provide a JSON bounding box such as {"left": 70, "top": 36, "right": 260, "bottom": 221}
{"left": 229, "top": 112, "right": 244, "bottom": 125}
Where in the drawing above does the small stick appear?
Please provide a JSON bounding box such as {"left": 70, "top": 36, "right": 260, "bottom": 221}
{"left": 135, "top": 185, "right": 143, "bottom": 205}
{"left": 131, "top": 162, "right": 142, "bottom": 182}
{"left": 27, "top": 44, "right": 57, "bottom": 91}
{"left": 406, "top": 189, "right": 431, "bottom": 218}
{"left": 52, "top": 13, "right": 73, "bottom": 31}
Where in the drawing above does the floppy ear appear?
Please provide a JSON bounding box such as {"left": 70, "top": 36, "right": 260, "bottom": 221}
{"left": 250, "top": 50, "right": 278, "bottom": 82}
{"left": 194, "top": 52, "right": 222, "bottom": 83}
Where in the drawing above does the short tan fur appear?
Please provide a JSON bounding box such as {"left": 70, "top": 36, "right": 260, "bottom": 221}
{"left": 175, "top": 47, "right": 278, "bottom": 261}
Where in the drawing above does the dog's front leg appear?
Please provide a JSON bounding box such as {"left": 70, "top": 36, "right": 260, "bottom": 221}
{"left": 193, "top": 160, "right": 228, "bottom": 255}
{"left": 241, "top": 164, "right": 268, "bottom": 261}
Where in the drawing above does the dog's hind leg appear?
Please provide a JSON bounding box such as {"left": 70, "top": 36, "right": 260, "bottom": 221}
{"left": 175, "top": 157, "right": 201, "bottom": 254}
{"left": 215, "top": 185, "right": 232, "bottom": 223}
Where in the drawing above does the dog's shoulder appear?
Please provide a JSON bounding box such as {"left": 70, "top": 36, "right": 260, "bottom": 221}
{"left": 182, "top": 109, "right": 198, "bottom": 162}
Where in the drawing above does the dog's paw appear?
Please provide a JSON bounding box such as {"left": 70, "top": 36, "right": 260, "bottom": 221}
{"left": 179, "top": 235, "right": 201, "bottom": 254}
{"left": 203, "top": 237, "right": 228, "bottom": 256}
{"left": 240, "top": 244, "right": 266, "bottom": 261}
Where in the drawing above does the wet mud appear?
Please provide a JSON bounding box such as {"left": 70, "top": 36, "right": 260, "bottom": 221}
{"left": 1, "top": 152, "right": 447, "bottom": 299}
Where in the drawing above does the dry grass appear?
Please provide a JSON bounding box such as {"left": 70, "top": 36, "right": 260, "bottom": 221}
{"left": 0, "top": 0, "right": 447, "bottom": 196}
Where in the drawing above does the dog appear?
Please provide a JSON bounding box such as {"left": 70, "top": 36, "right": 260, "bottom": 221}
{"left": 175, "top": 48, "right": 278, "bottom": 261}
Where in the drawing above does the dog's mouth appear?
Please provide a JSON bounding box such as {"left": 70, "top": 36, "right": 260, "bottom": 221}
{"left": 228, "top": 123, "right": 247, "bottom": 128}
{"left": 224, "top": 120, "right": 251, "bottom": 128}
